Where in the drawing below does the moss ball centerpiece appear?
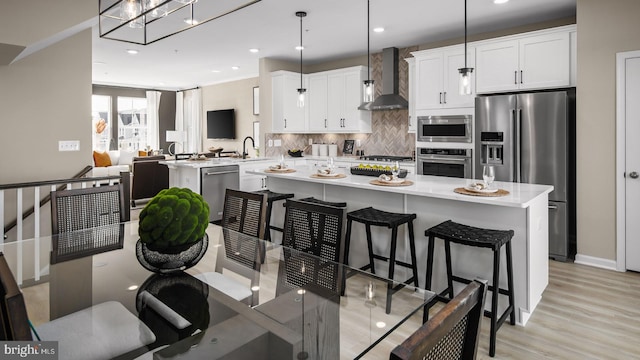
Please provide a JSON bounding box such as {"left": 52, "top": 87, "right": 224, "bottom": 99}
{"left": 136, "top": 187, "right": 211, "bottom": 274}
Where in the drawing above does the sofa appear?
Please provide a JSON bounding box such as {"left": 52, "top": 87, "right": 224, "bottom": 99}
{"left": 92, "top": 150, "right": 136, "bottom": 177}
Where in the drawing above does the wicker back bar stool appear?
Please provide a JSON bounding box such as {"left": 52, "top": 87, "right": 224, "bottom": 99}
{"left": 253, "top": 189, "right": 295, "bottom": 243}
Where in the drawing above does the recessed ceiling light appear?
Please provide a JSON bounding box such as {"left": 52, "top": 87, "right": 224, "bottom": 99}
{"left": 249, "top": 48, "right": 259, "bottom": 53}
{"left": 373, "top": 27, "right": 385, "bottom": 33}
{"left": 295, "top": 45, "right": 304, "bottom": 51}
{"left": 127, "top": 285, "right": 138, "bottom": 291}
{"left": 494, "top": 0, "right": 509, "bottom": 4}
{"left": 231, "top": 66, "right": 239, "bottom": 70}
{"left": 126, "top": 49, "right": 138, "bottom": 55}
{"left": 184, "top": 18, "right": 199, "bottom": 25}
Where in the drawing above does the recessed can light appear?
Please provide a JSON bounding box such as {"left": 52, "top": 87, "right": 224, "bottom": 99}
{"left": 249, "top": 48, "right": 259, "bottom": 53}
{"left": 494, "top": 0, "right": 509, "bottom": 4}
{"left": 184, "top": 18, "right": 199, "bottom": 25}
{"left": 231, "top": 66, "right": 239, "bottom": 70}
{"left": 126, "top": 49, "right": 139, "bottom": 55}
{"left": 295, "top": 45, "right": 304, "bottom": 51}
{"left": 373, "top": 27, "right": 385, "bottom": 33}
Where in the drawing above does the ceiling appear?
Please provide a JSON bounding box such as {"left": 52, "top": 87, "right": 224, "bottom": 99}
{"left": 92, "top": 0, "right": 576, "bottom": 91}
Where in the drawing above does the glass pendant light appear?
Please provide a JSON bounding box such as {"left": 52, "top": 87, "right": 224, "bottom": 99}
{"left": 458, "top": 0, "right": 473, "bottom": 95}
{"left": 121, "top": 0, "right": 144, "bottom": 28}
{"left": 144, "top": 0, "right": 168, "bottom": 18}
{"left": 363, "top": 0, "right": 375, "bottom": 103}
{"left": 296, "top": 11, "right": 307, "bottom": 108}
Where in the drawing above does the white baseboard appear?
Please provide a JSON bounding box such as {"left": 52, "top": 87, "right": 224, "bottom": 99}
{"left": 574, "top": 254, "right": 618, "bottom": 271}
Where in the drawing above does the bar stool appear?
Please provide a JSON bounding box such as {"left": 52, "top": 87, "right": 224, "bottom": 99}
{"left": 425, "top": 220, "right": 515, "bottom": 357}
{"left": 298, "top": 197, "right": 347, "bottom": 208}
{"left": 253, "top": 189, "right": 294, "bottom": 243}
{"left": 345, "top": 207, "right": 418, "bottom": 314}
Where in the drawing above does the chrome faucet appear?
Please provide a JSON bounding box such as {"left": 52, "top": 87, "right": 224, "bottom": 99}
{"left": 242, "top": 136, "right": 255, "bottom": 159}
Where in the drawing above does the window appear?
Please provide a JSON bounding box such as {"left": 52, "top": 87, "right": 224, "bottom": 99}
{"left": 91, "top": 95, "right": 112, "bottom": 151}
{"left": 117, "top": 97, "right": 148, "bottom": 151}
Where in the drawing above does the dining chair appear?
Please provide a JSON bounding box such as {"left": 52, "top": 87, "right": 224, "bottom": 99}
{"left": 50, "top": 184, "right": 127, "bottom": 263}
{"left": 193, "top": 189, "right": 267, "bottom": 306}
{"left": 276, "top": 199, "right": 347, "bottom": 296}
{"left": 389, "top": 279, "right": 488, "bottom": 360}
{"left": 0, "top": 252, "right": 156, "bottom": 359}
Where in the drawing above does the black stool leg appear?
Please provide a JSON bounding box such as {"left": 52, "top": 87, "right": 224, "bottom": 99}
{"left": 444, "top": 240, "right": 454, "bottom": 299}
{"left": 407, "top": 220, "right": 419, "bottom": 288}
{"left": 489, "top": 247, "right": 501, "bottom": 357}
{"left": 506, "top": 241, "right": 516, "bottom": 326}
{"left": 341, "top": 218, "right": 354, "bottom": 296}
{"left": 424, "top": 234, "right": 436, "bottom": 323}
{"left": 264, "top": 200, "right": 274, "bottom": 242}
{"left": 365, "top": 224, "right": 376, "bottom": 275}
{"left": 386, "top": 225, "right": 399, "bottom": 314}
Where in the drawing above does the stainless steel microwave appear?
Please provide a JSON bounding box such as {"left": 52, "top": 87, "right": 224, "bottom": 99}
{"left": 417, "top": 115, "right": 472, "bottom": 143}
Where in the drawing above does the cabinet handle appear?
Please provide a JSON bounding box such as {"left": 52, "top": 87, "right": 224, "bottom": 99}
{"left": 520, "top": 70, "right": 523, "bottom": 84}
{"left": 443, "top": 92, "right": 447, "bottom": 104}
{"left": 324, "top": 119, "right": 327, "bottom": 128}
{"left": 439, "top": 92, "right": 442, "bottom": 104}
{"left": 284, "top": 119, "right": 287, "bottom": 128}
{"left": 514, "top": 71, "right": 518, "bottom": 84}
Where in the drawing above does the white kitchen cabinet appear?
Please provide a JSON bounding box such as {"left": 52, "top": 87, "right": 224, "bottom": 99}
{"left": 476, "top": 30, "right": 570, "bottom": 93}
{"left": 238, "top": 160, "right": 278, "bottom": 191}
{"left": 306, "top": 66, "right": 372, "bottom": 133}
{"left": 405, "top": 57, "right": 416, "bottom": 133}
{"left": 412, "top": 45, "right": 475, "bottom": 110}
{"left": 271, "top": 71, "right": 307, "bottom": 133}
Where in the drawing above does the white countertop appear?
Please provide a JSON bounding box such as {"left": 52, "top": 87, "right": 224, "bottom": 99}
{"left": 249, "top": 166, "right": 553, "bottom": 209}
{"left": 160, "top": 156, "right": 415, "bottom": 169}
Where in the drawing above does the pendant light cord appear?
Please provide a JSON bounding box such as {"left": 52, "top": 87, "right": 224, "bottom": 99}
{"left": 464, "top": 0, "right": 468, "bottom": 68}
{"left": 367, "top": 0, "right": 371, "bottom": 82}
{"left": 300, "top": 13, "right": 303, "bottom": 89}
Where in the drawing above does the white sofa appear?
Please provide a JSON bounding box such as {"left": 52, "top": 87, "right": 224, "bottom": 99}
{"left": 92, "top": 150, "right": 136, "bottom": 177}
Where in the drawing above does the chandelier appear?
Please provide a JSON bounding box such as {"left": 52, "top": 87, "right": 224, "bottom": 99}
{"left": 99, "top": 0, "right": 262, "bottom": 45}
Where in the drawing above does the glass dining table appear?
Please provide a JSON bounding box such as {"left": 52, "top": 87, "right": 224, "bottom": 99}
{"left": 4, "top": 222, "right": 436, "bottom": 359}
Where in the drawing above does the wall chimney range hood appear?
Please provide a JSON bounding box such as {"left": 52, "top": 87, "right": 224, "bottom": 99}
{"left": 359, "top": 47, "right": 408, "bottom": 111}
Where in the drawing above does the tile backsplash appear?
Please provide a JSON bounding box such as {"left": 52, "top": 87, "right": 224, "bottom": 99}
{"left": 265, "top": 46, "right": 417, "bottom": 158}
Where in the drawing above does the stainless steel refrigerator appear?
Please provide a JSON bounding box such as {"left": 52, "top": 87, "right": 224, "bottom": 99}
{"left": 475, "top": 90, "right": 576, "bottom": 261}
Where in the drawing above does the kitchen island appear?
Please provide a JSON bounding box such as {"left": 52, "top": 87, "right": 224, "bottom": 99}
{"left": 249, "top": 166, "right": 553, "bottom": 326}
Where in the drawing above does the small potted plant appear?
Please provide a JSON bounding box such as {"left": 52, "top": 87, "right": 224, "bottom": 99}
{"left": 136, "top": 187, "right": 210, "bottom": 274}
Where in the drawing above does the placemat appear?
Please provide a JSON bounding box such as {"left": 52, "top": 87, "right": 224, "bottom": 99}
{"left": 369, "top": 179, "right": 414, "bottom": 187}
{"left": 265, "top": 168, "right": 296, "bottom": 173}
{"left": 310, "top": 173, "right": 346, "bottom": 179}
{"left": 454, "top": 187, "right": 510, "bottom": 197}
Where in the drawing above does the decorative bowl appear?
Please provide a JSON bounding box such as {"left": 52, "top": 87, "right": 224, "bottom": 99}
{"left": 288, "top": 150, "right": 303, "bottom": 157}
{"left": 136, "top": 233, "right": 209, "bottom": 274}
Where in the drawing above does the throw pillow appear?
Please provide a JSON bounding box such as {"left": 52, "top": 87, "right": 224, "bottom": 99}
{"left": 93, "top": 151, "right": 112, "bottom": 167}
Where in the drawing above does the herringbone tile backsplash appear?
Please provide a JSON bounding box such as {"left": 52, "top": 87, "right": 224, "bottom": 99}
{"left": 266, "top": 46, "right": 417, "bottom": 158}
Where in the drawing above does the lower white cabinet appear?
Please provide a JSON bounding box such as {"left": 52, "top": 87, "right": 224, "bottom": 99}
{"left": 238, "top": 161, "right": 277, "bottom": 191}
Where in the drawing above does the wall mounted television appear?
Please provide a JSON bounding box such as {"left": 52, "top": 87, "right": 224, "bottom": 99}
{"left": 206, "top": 109, "right": 236, "bottom": 139}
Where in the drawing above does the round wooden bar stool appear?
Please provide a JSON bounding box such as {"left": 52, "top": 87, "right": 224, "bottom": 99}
{"left": 345, "top": 207, "right": 418, "bottom": 314}
{"left": 425, "top": 220, "right": 515, "bottom": 357}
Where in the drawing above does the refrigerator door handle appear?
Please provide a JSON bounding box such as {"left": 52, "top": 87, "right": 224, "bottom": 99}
{"left": 549, "top": 204, "right": 559, "bottom": 210}
{"left": 514, "top": 108, "right": 522, "bottom": 183}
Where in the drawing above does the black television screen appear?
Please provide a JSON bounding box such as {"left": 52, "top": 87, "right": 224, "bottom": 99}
{"left": 206, "top": 109, "right": 236, "bottom": 139}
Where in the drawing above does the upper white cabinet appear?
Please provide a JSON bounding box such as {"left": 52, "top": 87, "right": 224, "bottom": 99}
{"left": 476, "top": 30, "right": 571, "bottom": 93}
{"left": 306, "top": 66, "right": 372, "bottom": 133}
{"left": 412, "top": 45, "right": 476, "bottom": 110}
{"left": 405, "top": 57, "right": 416, "bottom": 133}
{"left": 271, "top": 71, "right": 307, "bottom": 133}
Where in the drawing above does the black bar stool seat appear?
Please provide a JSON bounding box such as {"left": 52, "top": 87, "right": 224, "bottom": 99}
{"left": 298, "top": 197, "right": 347, "bottom": 208}
{"left": 345, "top": 207, "right": 418, "bottom": 314}
{"left": 425, "top": 220, "right": 515, "bottom": 357}
{"left": 253, "top": 189, "right": 294, "bottom": 242}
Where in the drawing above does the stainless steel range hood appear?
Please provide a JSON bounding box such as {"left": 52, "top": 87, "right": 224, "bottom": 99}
{"left": 359, "top": 47, "right": 408, "bottom": 111}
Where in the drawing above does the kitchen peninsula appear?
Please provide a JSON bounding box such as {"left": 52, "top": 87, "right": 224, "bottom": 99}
{"left": 250, "top": 166, "right": 553, "bottom": 326}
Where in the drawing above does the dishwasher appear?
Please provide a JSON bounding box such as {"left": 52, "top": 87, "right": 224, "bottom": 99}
{"left": 200, "top": 165, "right": 239, "bottom": 222}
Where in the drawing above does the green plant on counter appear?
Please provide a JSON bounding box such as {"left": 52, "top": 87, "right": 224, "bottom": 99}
{"left": 138, "top": 187, "right": 210, "bottom": 248}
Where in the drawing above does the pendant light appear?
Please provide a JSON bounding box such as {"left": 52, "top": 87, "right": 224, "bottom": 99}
{"left": 121, "top": 0, "right": 144, "bottom": 28}
{"left": 363, "top": 0, "right": 375, "bottom": 103}
{"left": 296, "top": 11, "right": 307, "bottom": 108}
{"left": 458, "top": 0, "right": 473, "bottom": 95}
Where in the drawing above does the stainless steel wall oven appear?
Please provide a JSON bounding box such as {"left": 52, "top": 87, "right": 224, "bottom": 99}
{"left": 417, "top": 115, "right": 472, "bottom": 143}
{"left": 417, "top": 148, "right": 472, "bottom": 178}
